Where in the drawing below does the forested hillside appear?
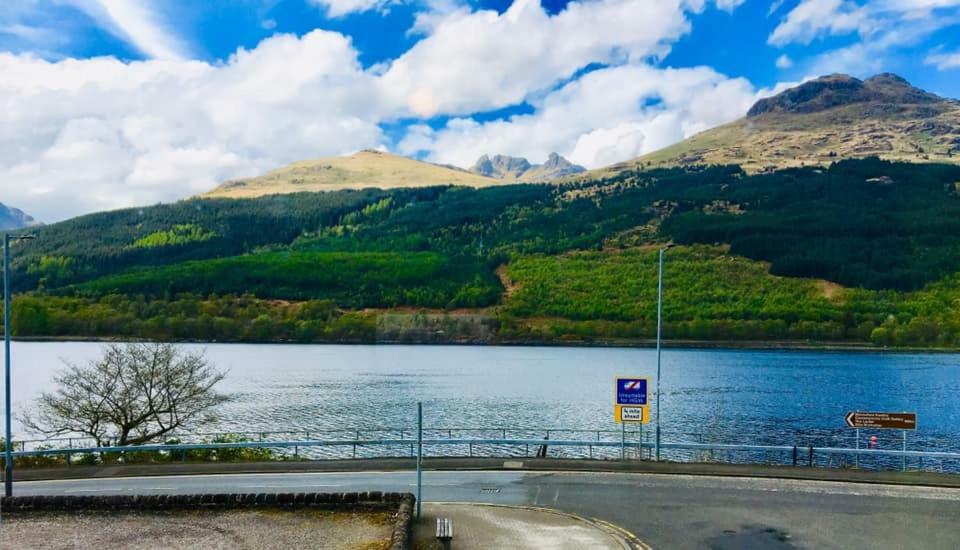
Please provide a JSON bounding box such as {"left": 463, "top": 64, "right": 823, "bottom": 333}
{"left": 6, "top": 158, "right": 960, "bottom": 348}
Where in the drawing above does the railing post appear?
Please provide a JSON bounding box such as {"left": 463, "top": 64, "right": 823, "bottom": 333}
{"left": 808, "top": 445, "right": 813, "bottom": 467}
{"left": 902, "top": 430, "right": 907, "bottom": 472}
{"left": 416, "top": 403, "right": 423, "bottom": 520}
{"left": 792, "top": 446, "right": 798, "bottom": 466}
{"left": 469, "top": 443, "right": 473, "bottom": 457}
{"left": 855, "top": 428, "right": 860, "bottom": 469}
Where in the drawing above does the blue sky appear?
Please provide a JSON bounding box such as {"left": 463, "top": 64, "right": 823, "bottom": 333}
{"left": 1, "top": 0, "right": 959, "bottom": 222}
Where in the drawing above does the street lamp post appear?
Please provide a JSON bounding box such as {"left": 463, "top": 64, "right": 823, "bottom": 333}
{"left": 654, "top": 245, "right": 671, "bottom": 462}
{"left": 4, "top": 232, "right": 35, "bottom": 497}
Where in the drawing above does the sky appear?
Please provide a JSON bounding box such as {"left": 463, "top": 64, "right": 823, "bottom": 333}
{"left": 1, "top": 0, "right": 959, "bottom": 223}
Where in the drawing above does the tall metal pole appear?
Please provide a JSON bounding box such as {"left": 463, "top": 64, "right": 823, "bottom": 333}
{"left": 4, "top": 233, "right": 12, "bottom": 497}
{"left": 655, "top": 247, "right": 664, "bottom": 462}
{"left": 416, "top": 402, "right": 423, "bottom": 519}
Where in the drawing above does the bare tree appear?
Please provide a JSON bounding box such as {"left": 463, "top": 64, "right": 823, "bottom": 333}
{"left": 22, "top": 343, "right": 231, "bottom": 447}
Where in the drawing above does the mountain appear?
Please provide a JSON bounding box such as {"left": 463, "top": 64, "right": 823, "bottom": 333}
{"left": 0, "top": 203, "right": 40, "bottom": 231}
{"left": 470, "top": 152, "right": 585, "bottom": 181}
{"left": 203, "top": 150, "right": 500, "bottom": 199}
{"left": 589, "top": 73, "right": 960, "bottom": 176}
{"left": 12, "top": 158, "right": 960, "bottom": 349}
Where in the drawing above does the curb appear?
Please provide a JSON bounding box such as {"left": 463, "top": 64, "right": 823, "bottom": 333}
{"left": 8, "top": 457, "right": 960, "bottom": 489}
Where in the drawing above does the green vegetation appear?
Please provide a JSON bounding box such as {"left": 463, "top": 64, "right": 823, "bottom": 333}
{"left": 502, "top": 246, "right": 960, "bottom": 346}
{"left": 9, "top": 294, "right": 377, "bottom": 342}
{"left": 130, "top": 224, "right": 217, "bottom": 249}
{"left": 74, "top": 251, "right": 501, "bottom": 309}
{"left": 7, "top": 158, "right": 960, "bottom": 348}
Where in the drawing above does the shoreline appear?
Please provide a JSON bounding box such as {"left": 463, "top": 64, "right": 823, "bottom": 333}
{"left": 11, "top": 335, "right": 960, "bottom": 354}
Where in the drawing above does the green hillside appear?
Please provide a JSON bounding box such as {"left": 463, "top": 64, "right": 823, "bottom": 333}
{"left": 6, "top": 158, "right": 960, "bottom": 348}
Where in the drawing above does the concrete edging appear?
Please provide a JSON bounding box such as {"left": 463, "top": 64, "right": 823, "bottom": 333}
{"left": 8, "top": 457, "right": 960, "bottom": 489}
{"left": 0, "top": 491, "right": 417, "bottom": 550}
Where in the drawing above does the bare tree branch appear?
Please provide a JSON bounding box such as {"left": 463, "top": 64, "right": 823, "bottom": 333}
{"left": 19, "top": 343, "right": 232, "bottom": 447}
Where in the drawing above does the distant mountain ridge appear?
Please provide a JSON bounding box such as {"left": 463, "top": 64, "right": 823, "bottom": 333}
{"left": 0, "top": 203, "right": 40, "bottom": 231}
{"left": 583, "top": 73, "right": 960, "bottom": 177}
{"left": 470, "top": 152, "right": 585, "bottom": 181}
{"left": 203, "top": 150, "right": 501, "bottom": 199}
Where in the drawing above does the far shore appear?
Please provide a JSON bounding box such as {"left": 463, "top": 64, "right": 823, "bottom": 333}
{"left": 11, "top": 335, "right": 960, "bottom": 354}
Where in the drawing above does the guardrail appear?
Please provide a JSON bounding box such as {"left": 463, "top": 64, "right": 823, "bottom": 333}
{"left": 8, "top": 437, "right": 960, "bottom": 473}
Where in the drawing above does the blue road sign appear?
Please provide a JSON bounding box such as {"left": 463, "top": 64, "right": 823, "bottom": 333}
{"left": 616, "top": 377, "right": 648, "bottom": 405}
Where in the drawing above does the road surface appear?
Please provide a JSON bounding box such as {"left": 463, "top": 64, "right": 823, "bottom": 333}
{"left": 12, "top": 471, "right": 960, "bottom": 549}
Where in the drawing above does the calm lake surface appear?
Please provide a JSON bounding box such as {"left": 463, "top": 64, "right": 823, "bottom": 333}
{"left": 6, "top": 342, "right": 960, "bottom": 455}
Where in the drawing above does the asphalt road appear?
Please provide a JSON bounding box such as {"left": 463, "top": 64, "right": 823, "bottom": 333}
{"left": 12, "top": 471, "right": 960, "bottom": 549}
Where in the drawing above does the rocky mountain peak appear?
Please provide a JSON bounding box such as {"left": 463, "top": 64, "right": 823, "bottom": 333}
{"left": 470, "top": 154, "right": 532, "bottom": 179}
{"left": 747, "top": 73, "right": 944, "bottom": 117}
{"left": 470, "top": 152, "right": 585, "bottom": 181}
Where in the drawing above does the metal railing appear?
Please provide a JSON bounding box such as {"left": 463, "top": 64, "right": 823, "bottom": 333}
{"left": 7, "top": 433, "right": 960, "bottom": 474}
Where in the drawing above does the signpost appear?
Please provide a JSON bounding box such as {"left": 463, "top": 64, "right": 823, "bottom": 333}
{"left": 615, "top": 377, "right": 649, "bottom": 460}
{"left": 845, "top": 411, "right": 916, "bottom": 471}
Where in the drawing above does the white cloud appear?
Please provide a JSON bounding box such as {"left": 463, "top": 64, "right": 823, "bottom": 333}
{"left": 379, "top": 0, "right": 691, "bottom": 117}
{"left": 714, "top": 0, "right": 746, "bottom": 12}
{"left": 66, "top": 0, "right": 190, "bottom": 59}
{"left": 307, "top": 0, "right": 392, "bottom": 17}
{"left": 925, "top": 50, "right": 960, "bottom": 69}
{"left": 399, "top": 65, "right": 763, "bottom": 169}
{"left": 0, "top": 31, "right": 385, "bottom": 222}
{"left": 776, "top": 54, "right": 793, "bottom": 69}
{"left": 770, "top": 0, "right": 960, "bottom": 76}
{"left": 768, "top": 0, "right": 866, "bottom": 46}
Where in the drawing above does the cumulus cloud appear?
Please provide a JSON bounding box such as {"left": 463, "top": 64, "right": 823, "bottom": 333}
{"left": 776, "top": 54, "right": 793, "bottom": 69}
{"left": 398, "top": 65, "right": 763, "bottom": 169}
{"left": 0, "top": 31, "right": 385, "bottom": 222}
{"left": 379, "top": 0, "right": 691, "bottom": 117}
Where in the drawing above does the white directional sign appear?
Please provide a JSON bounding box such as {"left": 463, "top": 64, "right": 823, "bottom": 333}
{"left": 619, "top": 406, "right": 646, "bottom": 422}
